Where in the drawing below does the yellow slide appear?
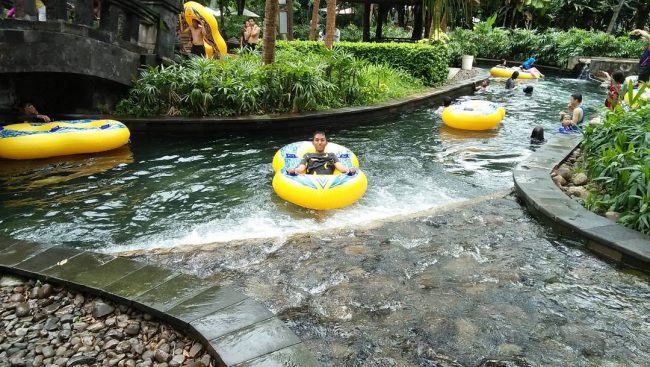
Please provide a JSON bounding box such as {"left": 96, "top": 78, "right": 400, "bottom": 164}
{"left": 183, "top": 1, "right": 228, "bottom": 59}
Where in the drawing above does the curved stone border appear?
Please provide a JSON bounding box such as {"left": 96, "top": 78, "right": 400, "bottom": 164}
{"left": 0, "top": 238, "right": 319, "bottom": 366}
{"left": 513, "top": 135, "right": 650, "bottom": 272}
{"left": 60, "top": 72, "right": 489, "bottom": 133}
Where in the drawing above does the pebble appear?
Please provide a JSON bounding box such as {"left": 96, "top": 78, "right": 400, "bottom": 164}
{"left": 0, "top": 277, "right": 214, "bottom": 367}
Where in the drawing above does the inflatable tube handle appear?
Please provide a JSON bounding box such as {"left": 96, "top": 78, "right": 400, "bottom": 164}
{"left": 49, "top": 126, "right": 61, "bottom": 132}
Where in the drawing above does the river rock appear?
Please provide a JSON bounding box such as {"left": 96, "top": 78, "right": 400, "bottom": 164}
{"left": 556, "top": 166, "right": 572, "bottom": 180}
{"left": 552, "top": 174, "right": 567, "bottom": 187}
{"left": 108, "top": 353, "right": 125, "bottom": 366}
{"left": 92, "top": 302, "right": 115, "bottom": 318}
{"left": 188, "top": 343, "right": 203, "bottom": 358}
{"left": 72, "top": 294, "right": 84, "bottom": 306}
{"left": 169, "top": 354, "right": 185, "bottom": 367}
{"left": 54, "top": 357, "right": 69, "bottom": 366}
{"left": 72, "top": 322, "right": 88, "bottom": 332}
{"left": 66, "top": 355, "right": 96, "bottom": 367}
{"left": 571, "top": 172, "right": 588, "bottom": 186}
{"left": 9, "top": 293, "right": 25, "bottom": 303}
{"left": 44, "top": 317, "right": 60, "bottom": 331}
{"left": 567, "top": 186, "right": 587, "bottom": 198}
{"left": 41, "top": 284, "right": 53, "bottom": 297}
{"left": 15, "top": 303, "right": 30, "bottom": 317}
{"left": 104, "top": 339, "right": 119, "bottom": 350}
{"left": 33, "top": 354, "right": 44, "bottom": 367}
{"left": 55, "top": 305, "right": 75, "bottom": 317}
{"left": 86, "top": 321, "right": 105, "bottom": 332}
{"left": 154, "top": 349, "right": 169, "bottom": 363}
{"left": 605, "top": 211, "right": 620, "bottom": 221}
{"left": 42, "top": 346, "right": 55, "bottom": 358}
{"left": 141, "top": 350, "right": 154, "bottom": 361}
{"left": 125, "top": 359, "right": 136, "bottom": 367}
{"left": 124, "top": 322, "right": 140, "bottom": 336}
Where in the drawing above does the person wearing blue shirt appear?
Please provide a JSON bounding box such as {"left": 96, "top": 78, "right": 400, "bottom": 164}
{"left": 521, "top": 57, "right": 536, "bottom": 70}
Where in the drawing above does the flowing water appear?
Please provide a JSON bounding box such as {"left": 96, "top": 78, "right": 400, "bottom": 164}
{"left": 2, "top": 75, "right": 649, "bottom": 366}
{"left": 1, "top": 77, "right": 602, "bottom": 252}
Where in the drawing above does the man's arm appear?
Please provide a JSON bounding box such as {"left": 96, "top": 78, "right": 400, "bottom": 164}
{"left": 287, "top": 164, "right": 306, "bottom": 175}
{"left": 334, "top": 162, "right": 356, "bottom": 174}
{"left": 251, "top": 25, "right": 260, "bottom": 38}
{"left": 631, "top": 29, "right": 650, "bottom": 42}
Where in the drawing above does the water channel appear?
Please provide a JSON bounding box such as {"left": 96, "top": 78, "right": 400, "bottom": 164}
{"left": 1, "top": 76, "right": 649, "bottom": 366}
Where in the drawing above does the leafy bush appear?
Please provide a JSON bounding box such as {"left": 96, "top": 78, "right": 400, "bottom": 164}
{"left": 581, "top": 89, "right": 650, "bottom": 235}
{"left": 447, "top": 27, "right": 645, "bottom": 68}
{"left": 116, "top": 49, "right": 423, "bottom": 117}
{"left": 277, "top": 40, "right": 449, "bottom": 86}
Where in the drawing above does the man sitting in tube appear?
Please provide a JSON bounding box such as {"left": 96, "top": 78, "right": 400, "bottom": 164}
{"left": 287, "top": 131, "right": 357, "bottom": 176}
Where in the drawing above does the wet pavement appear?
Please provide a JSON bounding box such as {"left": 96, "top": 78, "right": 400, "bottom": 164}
{"left": 132, "top": 194, "right": 650, "bottom": 367}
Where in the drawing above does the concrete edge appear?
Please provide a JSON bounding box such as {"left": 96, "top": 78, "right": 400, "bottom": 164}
{"left": 0, "top": 240, "right": 319, "bottom": 367}
{"left": 59, "top": 71, "right": 490, "bottom": 133}
{"left": 513, "top": 136, "right": 650, "bottom": 273}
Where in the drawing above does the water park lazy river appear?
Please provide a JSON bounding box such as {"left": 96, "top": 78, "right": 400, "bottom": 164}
{"left": 2, "top": 64, "right": 650, "bottom": 367}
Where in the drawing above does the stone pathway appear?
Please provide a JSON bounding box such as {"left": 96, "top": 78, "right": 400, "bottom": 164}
{"left": 0, "top": 239, "right": 318, "bottom": 366}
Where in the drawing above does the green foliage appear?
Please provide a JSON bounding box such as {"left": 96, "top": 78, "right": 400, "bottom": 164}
{"left": 116, "top": 48, "right": 423, "bottom": 117}
{"left": 277, "top": 40, "right": 449, "bottom": 86}
{"left": 581, "top": 91, "right": 650, "bottom": 235}
{"left": 447, "top": 27, "right": 645, "bottom": 67}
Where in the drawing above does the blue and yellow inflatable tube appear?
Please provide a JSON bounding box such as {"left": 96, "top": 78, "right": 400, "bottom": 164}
{"left": 0, "top": 119, "right": 130, "bottom": 160}
{"left": 272, "top": 142, "right": 368, "bottom": 210}
{"left": 442, "top": 100, "right": 506, "bottom": 131}
{"left": 490, "top": 66, "right": 543, "bottom": 80}
{"left": 184, "top": 1, "right": 228, "bottom": 59}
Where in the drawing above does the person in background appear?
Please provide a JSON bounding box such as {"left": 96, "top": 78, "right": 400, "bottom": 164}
{"left": 334, "top": 27, "right": 341, "bottom": 42}
{"left": 530, "top": 126, "right": 545, "bottom": 144}
{"left": 523, "top": 85, "right": 534, "bottom": 96}
{"left": 559, "top": 93, "right": 584, "bottom": 132}
{"left": 505, "top": 71, "right": 519, "bottom": 90}
{"left": 520, "top": 57, "right": 536, "bottom": 71}
{"left": 244, "top": 18, "right": 260, "bottom": 51}
{"left": 601, "top": 70, "right": 626, "bottom": 109}
{"left": 181, "top": 19, "right": 207, "bottom": 57}
{"left": 434, "top": 96, "right": 452, "bottom": 116}
{"left": 630, "top": 29, "right": 650, "bottom": 83}
{"left": 475, "top": 79, "right": 490, "bottom": 92}
{"left": 496, "top": 59, "right": 508, "bottom": 68}
{"left": 36, "top": 0, "right": 45, "bottom": 21}
{"left": 240, "top": 20, "right": 248, "bottom": 50}
{"left": 17, "top": 102, "right": 51, "bottom": 123}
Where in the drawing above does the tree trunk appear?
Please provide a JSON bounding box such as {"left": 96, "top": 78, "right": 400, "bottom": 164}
{"left": 324, "top": 0, "right": 336, "bottom": 49}
{"left": 217, "top": 0, "right": 226, "bottom": 38}
{"left": 262, "top": 0, "right": 279, "bottom": 64}
{"left": 397, "top": 6, "right": 405, "bottom": 27}
{"left": 362, "top": 1, "right": 371, "bottom": 42}
{"left": 309, "top": 0, "right": 320, "bottom": 40}
{"left": 287, "top": 0, "right": 294, "bottom": 40}
{"left": 606, "top": 0, "right": 626, "bottom": 34}
{"left": 412, "top": 4, "right": 423, "bottom": 40}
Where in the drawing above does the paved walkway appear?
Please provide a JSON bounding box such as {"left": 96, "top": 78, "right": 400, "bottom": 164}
{"left": 0, "top": 238, "right": 319, "bottom": 366}
{"left": 513, "top": 135, "right": 650, "bottom": 272}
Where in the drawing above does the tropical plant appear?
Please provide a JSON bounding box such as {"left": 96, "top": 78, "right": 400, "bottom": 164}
{"left": 581, "top": 88, "right": 650, "bottom": 235}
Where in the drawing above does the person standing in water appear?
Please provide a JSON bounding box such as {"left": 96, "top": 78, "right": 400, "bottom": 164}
{"left": 505, "top": 71, "right": 519, "bottom": 90}
{"left": 559, "top": 93, "right": 584, "bottom": 131}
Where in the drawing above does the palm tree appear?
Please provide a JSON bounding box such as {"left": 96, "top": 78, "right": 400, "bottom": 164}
{"left": 324, "top": 0, "right": 336, "bottom": 49}
{"left": 309, "top": 0, "right": 321, "bottom": 40}
{"left": 263, "top": 0, "right": 279, "bottom": 64}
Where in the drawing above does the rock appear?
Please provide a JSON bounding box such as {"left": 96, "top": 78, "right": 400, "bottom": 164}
{"left": 15, "top": 327, "right": 28, "bottom": 336}
{"left": 556, "top": 166, "right": 572, "bottom": 181}
{"left": 30, "top": 287, "right": 42, "bottom": 299}
{"left": 108, "top": 353, "right": 125, "bottom": 366}
{"left": 188, "top": 344, "right": 203, "bottom": 359}
{"left": 92, "top": 302, "right": 115, "bottom": 319}
{"left": 42, "top": 346, "right": 55, "bottom": 358}
{"left": 55, "top": 346, "right": 67, "bottom": 356}
{"left": 59, "top": 329, "right": 71, "bottom": 340}
{"left": 103, "top": 339, "right": 119, "bottom": 350}
{"left": 33, "top": 354, "right": 44, "bottom": 367}
{"left": 571, "top": 172, "right": 588, "bottom": 186}
{"left": 41, "top": 284, "right": 53, "bottom": 297}
{"left": 169, "top": 354, "right": 185, "bottom": 367}
{"left": 141, "top": 351, "right": 154, "bottom": 361}
{"left": 86, "top": 322, "right": 105, "bottom": 332}
{"left": 66, "top": 355, "right": 96, "bottom": 367}
{"left": 54, "top": 305, "right": 75, "bottom": 318}
{"left": 54, "top": 357, "right": 69, "bottom": 366}
{"left": 200, "top": 354, "right": 211, "bottom": 366}
{"left": 15, "top": 303, "right": 30, "bottom": 317}
{"left": 43, "top": 303, "right": 59, "bottom": 315}
{"left": 44, "top": 317, "right": 60, "bottom": 331}
{"left": 132, "top": 343, "right": 144, "bottom": 355}
{"left": 105, "top": 330, "right": 123, "bottom": 340}
{"left": 125, "top": 359, "right": 136, "bottom": 367}
{"left": 72, "top": 322, "right": 88, "bottom": 332}
{"left": 605, "top": 211, "right": 621, "bottom": 222}
{"left": 124, "top": 323, "right": 140, "bottom": 336}
{"left": 567, "top": 186, "right": 588, "bottom": 198}
{"left": 9, "top": 294, "right": 25, "bottom": 303}
{"left": 552, "top": 174, "right": 567, "bottom": 187}
{"left": 72, "top": 294, "right": 84, "bottom": 306}
{"left": 143, "top": 314, "right": 153, "bottom": 321}
{"left": 154, "top": 349, "right": 169, "bottom": 363}
{"left": 185, "top": 363, "right": 206, "bottom": 367}
{"left": 33, "top": 312, "right": 46, "bottom": 322}
{"left": 59, "top": 314, "right": 73, "bottom": 324}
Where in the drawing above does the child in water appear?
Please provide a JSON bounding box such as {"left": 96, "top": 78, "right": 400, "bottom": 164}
{"left": 530, "top": 126, "right": 545, "bottom": 144}
{"left": 475, "top": 79, "right": 490, "bottom": 92}
{"left": 601, "top": 71, "right": 626, "bottom": 109}
{"left": 523, "top": 85, "right": 534, "bottom": 96}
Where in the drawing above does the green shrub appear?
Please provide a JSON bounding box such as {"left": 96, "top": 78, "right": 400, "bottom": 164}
{"left": 116, "top": 48, "right": 423, "bottom": 117}
{"left": 581, "top": 90, "right": 650, "bottom": 235}
{"left": 447, "top": 27, "right": 645, "bottom": 68}
{"left": 277, "top": 40, "right": 448, "bottom": 86}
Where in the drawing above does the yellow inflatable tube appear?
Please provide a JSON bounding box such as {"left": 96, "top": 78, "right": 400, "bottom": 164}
{"left": 184, "top": 1, "right": 228, "bottom": 59}
{"left": 442, "top": 100, "right": 506, "bottom": 131}
{"left": 0, "top": 119, "right": 130, "bottom": 160}
{"left": 623, "top": 87, "right": 650, "bottom": 107}
{"left": 490, "top": 66, "right": 543, "bottom": 80}
{"left": 272, "top": 141, "right": 368, "bottom": 210}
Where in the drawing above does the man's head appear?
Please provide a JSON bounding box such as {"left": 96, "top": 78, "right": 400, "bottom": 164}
{"left": 312, "top": 131, "right": 328, "bottom": 153}
{"left": 19, "top": 102, "right": 37, "bottom": 115}
{"left": 248, "top": 18, "right": 255, "bottom": 25}
{"left": 612, "top": 71, "right": 625, "bottom": 84}
{"left": 523, "top": 85, "right": 534, "bottom": 95}
{"left": 512, "top": 71, "right": 520, "bottom": 79}
{"left": 443, "top": 96, "right": 452, "bottom": 107}
{"left": 570, "top": 93, "right": 582, "bottom": 106}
